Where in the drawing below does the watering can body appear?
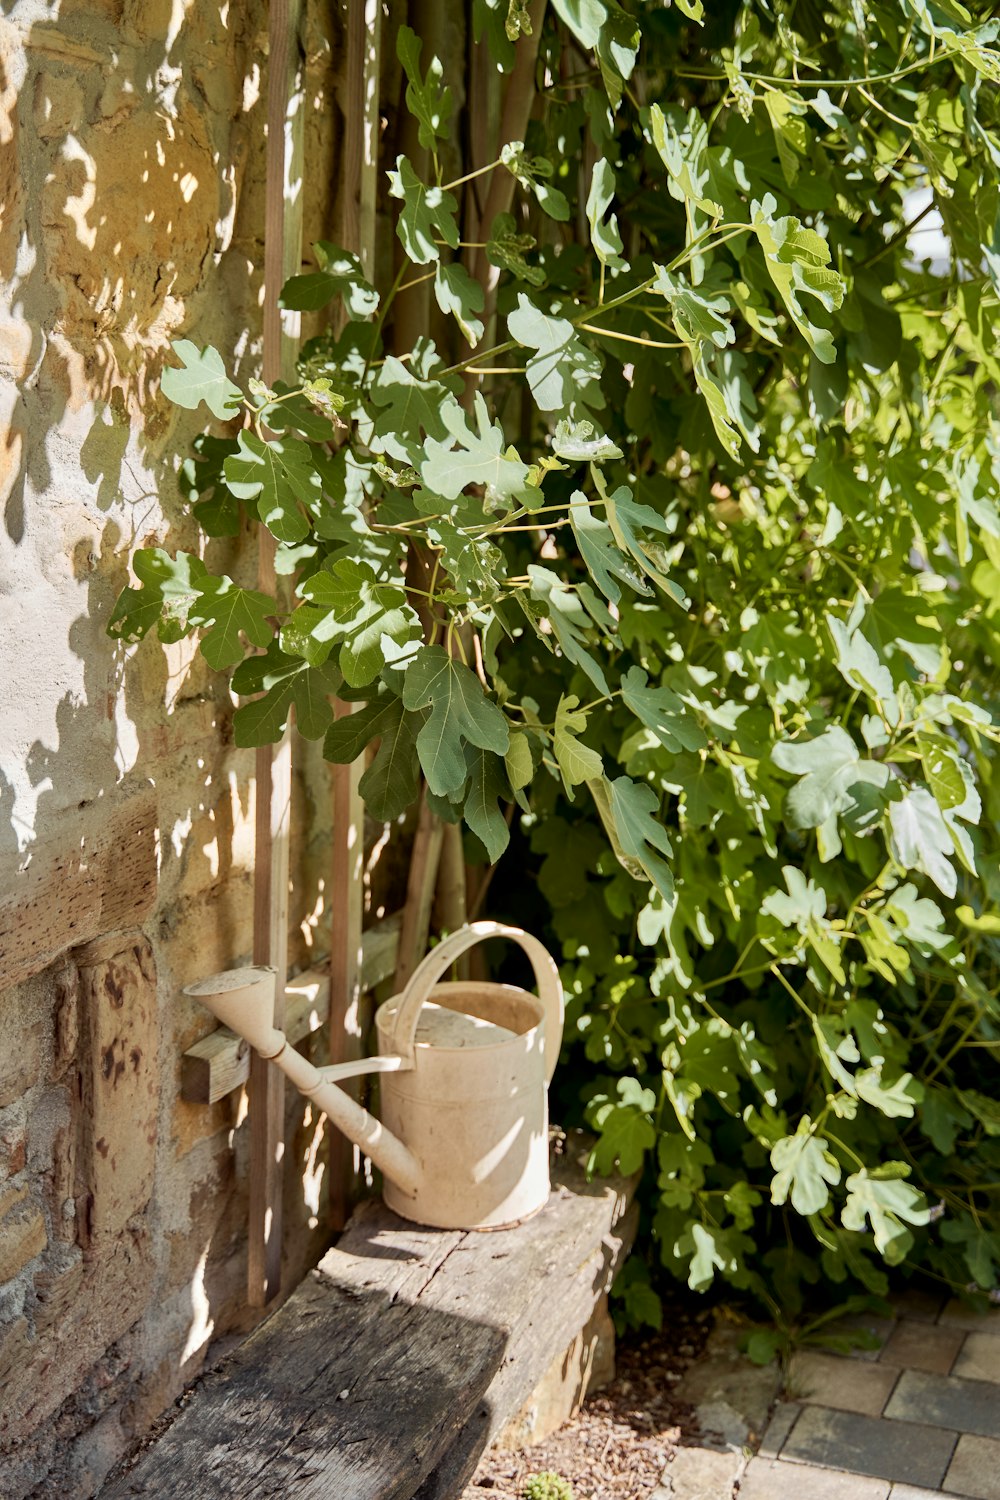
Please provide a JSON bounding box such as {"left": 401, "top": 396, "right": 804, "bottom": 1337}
{"left": 185, "top": 923, "right": 564, "bottom": 1231}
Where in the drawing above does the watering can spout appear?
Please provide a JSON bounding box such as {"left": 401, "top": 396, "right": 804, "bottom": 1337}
{"left": 184, "top": 967, "right": 422, "bottom": 1199}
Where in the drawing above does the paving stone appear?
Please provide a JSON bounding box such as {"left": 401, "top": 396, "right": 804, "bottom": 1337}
{"left": 741, "top": 1456, "right": 890, "bottom": 1499}
{"left": 782, "top": 1405, "right": 957, "bottom": 1489}
{"left": 953, "top": 1333, "right": 1000, "bottom": 1385}
{"left": 944, "top": 1434, "right": 1000, "bottom": 1500}
{"left": 938, "top": 1300, "right": 1000, "bottom": 1336}
{"left": 879, "top": 1319, "right": 965, "bottom": 1375}
{"left": 885, "top": 1369, "right": 1000, "bottom": 1441}
{"left": 789, "top": 1350, "right": 899, "bottom": 1415}
{"left": 654, "top": 1444, "right": 742, "bottom": 1498}
{"left": 888, "top": 1488, "right": 947, "bottom": 1499}
{"left": 757, "top": 1402, "right": 802, "bottom": 1459}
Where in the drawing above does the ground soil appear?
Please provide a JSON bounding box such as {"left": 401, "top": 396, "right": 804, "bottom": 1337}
{"left": 462, "top": 1298, "right": 714, "bottom": 1500}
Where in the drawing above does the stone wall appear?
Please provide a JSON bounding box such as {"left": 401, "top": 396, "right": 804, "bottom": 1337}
{"left": 0, "top": 3, "right": 354, "bottom": 1493}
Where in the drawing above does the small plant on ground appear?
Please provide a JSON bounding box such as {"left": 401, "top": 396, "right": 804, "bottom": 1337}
{"left": 523, "top": 1472, "right": 574, "bottom": 1500}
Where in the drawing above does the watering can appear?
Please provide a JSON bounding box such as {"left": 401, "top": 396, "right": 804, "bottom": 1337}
{"left": 184, "top": 922, "right": 564, "bottom": 1229}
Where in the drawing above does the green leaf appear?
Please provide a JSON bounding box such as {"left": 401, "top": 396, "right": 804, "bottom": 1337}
{"left": 486, "top": 212, "right": 545, "bottom": 286}
{"left": 507, "top": 294, "right": 604, "bottom": 413}
{"left": 841, "top": 1169, "right": 930, "bottom": 1263}
{"left": 570, "top": 494, "right": 648, "bottom": 605}
{"left": 463, "top": 747, "right": 510, "bottom": 862}
{"left": 770, "top": 1119, "right": 842, "bottom": 1215}
{"left": 420, "top": 392, "right": 536, "bottom": 508}
{"left": 750, "top": 194, "right": 845, "bottom": 364}
{"left": 388, "top": 155, "right": 459, "bottom": 265}
{"left": 586, "top": 1077, "right": 657, "bottom": 1175}
{"left": 179, "top": 435, "right": 241, "bottom": 536}
{"left": 500, "top": 142, "right": 570, "bottom": 220}
{"left": 827, "top": 613, "right": 896, "bottom": 709}
{"left": 190, "top": 574, "right": 275, "bottom": 670}
{"left": 604, "top": 483, "right": 687, "bottom": 604}
{"left": 855, "top": 1070, "right": 922, "bottom": 1120}
{"left": 552, "top": 419, "right": 622, "bottom": 463}
{"left": 323, "top": 694, "right": 423, "bottom": 823}
{"left": 553, "top": 694, "right": 604, "bottom": 795}
{"left": 433, "top": 261, "right": 485, "bottom": 346}
{"left": 888, "top": 788, "right": 958, "bottom": 898}
{"left": 368, "top": 356, "right": 458, "bottom": 465}
{"left": 279, "top": 243, "right": 379, "bottom": 319}
{"left": 397, "top": 24, "right": 453, "bottom": 151}
{"left": 108, "top": 548, "right": 274, "bottom": 670}
{"left": 161, "top": 340, "right": 242, "bottom": 420}
{"left": 223, "top": 430, "right": 321, "bottom": 545}
{"left": 527, "top": 565, "right": 610, "bottom": 695}
{"left": 505, "top": 729, "right": 534, "bottom": 792}
{"left": 586, "top": 159, "right": 627, "bottom": 272}
{"left": 620, "top": 667, "right": 707, "bottom": 754}
{"left": 772, "top": 728, "right": 889, "bottom": 859}
{"left": 402, "top": 645, "right": 510, "bottom": 798}
{"left": 299, "top": 558, "right": 421, "bottom": 688}
{"left": 108, "top": 548, "right": 207, "bottom": 646}
{"left": 647, "top": 104, "right": 721, "bottom": 215}
{"left": 607, "top": 775, "right": 674, "bottom": 902}
{"left": 231, "top": 642, "right": 340, "bottom": 744}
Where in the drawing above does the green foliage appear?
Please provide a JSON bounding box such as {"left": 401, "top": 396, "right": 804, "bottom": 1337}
{"left": 112, "top": 0, "right": 1000, "bottom": 1314}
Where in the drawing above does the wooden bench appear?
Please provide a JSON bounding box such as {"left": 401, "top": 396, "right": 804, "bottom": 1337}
{"left": 100, "top": 1139, "right": 637, "bottom": 1500}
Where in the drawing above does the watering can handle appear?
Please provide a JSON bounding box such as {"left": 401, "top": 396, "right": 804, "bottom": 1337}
{"left": 390, "top": 922, "right": 564, "bottom": 1082}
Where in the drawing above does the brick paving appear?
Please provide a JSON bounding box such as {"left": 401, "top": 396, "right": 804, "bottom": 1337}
{"left": 744, "top": 1296, "right": 1000, "bottom": 1500}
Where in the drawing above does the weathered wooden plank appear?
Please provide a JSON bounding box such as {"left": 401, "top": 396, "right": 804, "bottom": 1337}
{"left": 329, "top": 0, "right": 381, "bottom": 1232}
{"left": 249, "top": 0, "right": 305, "bottom": 1309}
{"left": 415, "top": 1198, "right": 640, "bottom": 1500}
{"left": 180, "top": 913, "right": 403, "bottom": 1105}
{"left": 99, "top": 1142, "right": 635, "bottom": 1500}
{"left": 393, "top": 790, "right": 445, "bottom": 992}
{"left": 0, "top": 787, "right": 157, "bottom": 993}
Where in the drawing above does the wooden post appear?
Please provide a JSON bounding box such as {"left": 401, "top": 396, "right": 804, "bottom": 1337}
{"left": 328, "top": 0, "right": 381, "bottom": 1232}
{"left": 248, "top": 0, "right": 305, "bottom": 1308}
{"left": 393, "top": 790, "right": 446, "bottom": 993}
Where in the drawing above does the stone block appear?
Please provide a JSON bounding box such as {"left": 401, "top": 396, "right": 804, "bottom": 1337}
{"left": 76, "top": 934, "right": 158, "bottom": 1248}
{"left": 0, "top": 788, "right": 157, "bottom": 992}
{"left": 32, "top": 1250, "right": 84, "bottom": 1335}
{"left": 495, "top": 1294, "right": 616, "bottom": 1450}
{"left": 888, "top": 1488, "right": 948, "bottom": 1499}
{"left": 656, "top": 1444, "right": 742, "bottom": 1498}
{"left": 0, "top": 1122, "right": 27, "bottom": 1179}
{"left": 937, "top": 1300, "right": 1000, "bottom": 1336}
{"left": 0, "top": 1184, "right": 47, "bottom": 1284}
{"left": 757, "top": 1401, "right": 801, "bottom": 1459}
{"left": 944, "top": 1434, "right": 1000, "bottom": 1500}
{"left": 885, "top": 1369, "right": 1000, "bottom": 1441}
{"left": 879, "top": 1318, "right": 964, "bottom": 1375}
{"left": 782, "top": 1406, "right": 957, "bottom": 1489}
{"left": 741, "top": 1456, "right": 890, "bottom": 1499}
{"left": 789, "top": 1350, "right": 899, "bottom": 1416}
{"left": 679, "top": 1319, "right": 782, "bottom": 1444}
{"left": 0, "top": 988, "right": 47, "bottom": 1109}
{"left": 953, "top": 1332, "right": 1000, "bottom": 1385}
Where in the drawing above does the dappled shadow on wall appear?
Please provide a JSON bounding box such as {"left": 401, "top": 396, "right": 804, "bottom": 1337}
{"left": 0, "top": 3, "right": 348, "bottom": 1477}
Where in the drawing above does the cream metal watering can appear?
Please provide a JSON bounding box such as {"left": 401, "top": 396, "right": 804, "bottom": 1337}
{"left": 185, "top": 922, "right": 564, "bottom": 1230}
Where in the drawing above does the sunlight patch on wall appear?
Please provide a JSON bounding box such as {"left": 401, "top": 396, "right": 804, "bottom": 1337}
{"left": 181, "top": 1247, "right": 215, "bottom": 1364}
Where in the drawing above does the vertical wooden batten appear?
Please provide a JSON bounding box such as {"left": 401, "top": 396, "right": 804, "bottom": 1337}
{"left": 328, "top": 0, "right": 381, "bottom": 1232}
{"left": 249, "top": 0, "right": 305, "bottom": 1309}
